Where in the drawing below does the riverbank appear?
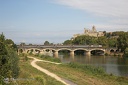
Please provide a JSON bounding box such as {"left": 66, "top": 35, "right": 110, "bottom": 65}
{"left": 28, "top": 56, "right": 76, "bottom": 85}
{"left": 17, "top": 54, "right": 128, "bottom": 85}
{"left": 34, "top": 55, "right": 128, "bottom": 85}
{"left": 15, "top": 55, "right": 65, "bottom": 85}
{"left": 107, "top": 52, "right": 124, "bottom": 57}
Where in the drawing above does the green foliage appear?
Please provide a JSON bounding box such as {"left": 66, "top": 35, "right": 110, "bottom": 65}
{"left": 108, "top": 38, "right": 117, "bottom": 47}
{"left": 19, "top": 53, "right": 28, "bottom": 61}
{"left": 97, "top": 36, "right": 108, "bottom": 47}
{"left": 105, "top": 32, "right": 112, "bottom": 38}
{"left": 24, "top": 55, "right": 28, "bottom": 61}
{"left": 35, "top": 76, "right": 46, "bottom": 85}
{"left": 17, "top": 60, "right": 64, "bottom": 85}
{"left": 37, "top": 61, "right": 128, "bottom": 85}
{"left": 44, "top": 41, "right": 50, "bottom": 45}
{"left": 112, "top": 31, "right": 125, "bottom": 36}
{"left": 123, "top": 48, "right": 128, "bottom": 57}
{"left": 63, "top": 31, "right": 128, "bottom": 49}
{"left": 0, "top": 33, "right": 5, "bottom": 43}
{"left": 0, "top": 75, "right": 5, "bottom": 84}
{"left": 68, "top": 35, "right": 108, "bottom": 46}
{"left": 72, "top": 35, "right": 98, "bottom": 45}
{"left": 0, "top": 33, "right": 19, "bottom": 84}
{"left": 5, "top": 39, "right": 18, "bottom": 51}
{"left": 117, "top": 33, "right": 128, "bottom": 52}
{"left": 63, "top": 40, "right": 72, "bottom": 45}
{"left": 20, "top": 42, "right": 26, "bottom": 46}
{"left": 40, "top": 55, "right": 61, "bottom": 63}
{"left": 7, "top": 48, "right": 19, "bottom": 78}
{"left": 29, "top": 49, "right": 33, "bottom": 55}
{"left": 67, "top": 62, "right": 105, "bottom": 75}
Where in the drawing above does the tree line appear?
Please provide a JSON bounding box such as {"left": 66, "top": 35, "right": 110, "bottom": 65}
{"left": 63, "top": 31, "right": 128, "bottom": 57}
{"left": 0, "top": 33, "right": 19, "bottom": 84}
{"left": 19, "top": 31, "right": 128, "bottom": 57}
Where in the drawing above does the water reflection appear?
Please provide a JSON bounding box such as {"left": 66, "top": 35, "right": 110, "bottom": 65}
{"left": 59, "top": 55, "right": 128, "bottom": 77}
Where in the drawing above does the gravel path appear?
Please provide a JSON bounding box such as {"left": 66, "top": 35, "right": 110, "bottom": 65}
{"left": 28, "top": 56, "right": 77, "bottom": 85}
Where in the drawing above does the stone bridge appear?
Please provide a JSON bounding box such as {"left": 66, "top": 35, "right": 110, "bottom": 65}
{"left": 17, "top": 45, "right": 117, "bottom": 57}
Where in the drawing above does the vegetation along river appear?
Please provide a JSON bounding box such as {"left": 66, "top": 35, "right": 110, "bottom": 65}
{"left": 59, "top": 55, "right": 128, "bottom": 77}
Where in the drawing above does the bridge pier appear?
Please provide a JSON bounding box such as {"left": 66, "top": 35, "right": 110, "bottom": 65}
{"left": 23, "top": 49, "right": 28, "bottom": 54}
{"left": 40, "top": 50, "right": 44, "bottom": 55}
{"left": 53, "top": 50, "right": 58, "bottom": 58}
{"left": 33, "top": 49, "right": 37, "bottom": 55}
{"left": 85, "top": 51, "right": 91, "bottom": 56}
{"left": 70, "top": 50, "right": 74, "bottom": 57}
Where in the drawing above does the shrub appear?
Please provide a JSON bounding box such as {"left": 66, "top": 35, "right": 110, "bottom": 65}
{"left": 68, "top": 62, "right": 105, "bottom": 75}
{"left": 40, "top": 55, "right": 61, "bottom": 63}
{"left": 35, "top": 76, "right": 46, "bottom": 85}
{"left": 123, "top": 48, "right": 128, "bottom": 58}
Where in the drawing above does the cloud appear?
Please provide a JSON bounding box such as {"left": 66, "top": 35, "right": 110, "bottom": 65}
{"left": 54, "top": 0, "right": 128, "bottom": 17}
{"left": 53, "top": 0, "right": 128, "bottom": 31}
{"left": 88, "top": 23, "right": 128, "bottom": 31}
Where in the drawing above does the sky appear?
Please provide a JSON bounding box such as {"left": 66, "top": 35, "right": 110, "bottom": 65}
{"left": 0, "top": 0, "right": 128, "bottom": 44}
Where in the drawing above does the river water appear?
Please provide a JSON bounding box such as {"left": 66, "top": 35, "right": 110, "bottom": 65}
{"left": 59, "top": 55, "right": 128, "bottom": 77}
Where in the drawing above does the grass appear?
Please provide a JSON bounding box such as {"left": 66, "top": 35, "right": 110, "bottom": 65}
{"left": 17, "top": 54, "right": 128, "bottom": 85}
{"left": 36, "top": 61, "right": 128, "bottom": 85}
{"left": 29, "top": 53, "right": 61, "bottom": 63}
{"left": 11, "top": 55, "right": 65, "bottom": 85}
{"left": 39, "top": 55, "right": 61, "bottom": 63}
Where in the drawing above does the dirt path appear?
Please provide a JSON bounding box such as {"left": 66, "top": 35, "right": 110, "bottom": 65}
{"left": 28, "top": 56, "right": 77, "bottom": 85}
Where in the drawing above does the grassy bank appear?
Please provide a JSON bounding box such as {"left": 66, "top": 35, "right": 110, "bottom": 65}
{"left": 18, "top": 54, "right": 128, "bottom": 85}
{"left": 37, "top": 61, "right": 128, "bottom": 85}
{"left": 29, "top": 54, "right": 61, "bottom": 63}
{"left": 13, "top": 54, "right": 64, "bottom": 85}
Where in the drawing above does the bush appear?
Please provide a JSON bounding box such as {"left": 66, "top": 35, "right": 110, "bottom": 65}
{"left": 68, "top": 62, "right": 105, "bottom": 75}
{"left": 40, "top": 55, "right": 61, "bottom": 63}
{"left": 0, "top": 33, "right": 19, "bottom": 84}
{"left": 123, "top": 48, "right": 128, "bottom": 58}
{"left": 35, "top": 76, "right": 46, "bottom": 85}
{"left": 105, "top": 53, "right": 109, "bottom": 56}
{"left": 24, "top": 56, "right": 28, "bottom": 61}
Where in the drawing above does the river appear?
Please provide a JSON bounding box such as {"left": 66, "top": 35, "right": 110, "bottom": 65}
{"left": 59, "top": 55, "right": 128, "bottom": 77}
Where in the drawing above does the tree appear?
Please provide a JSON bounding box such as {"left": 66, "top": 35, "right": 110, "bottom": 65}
{"left": 0, "top": 32, "right": 5, "bottom": 43}
{"left": 108, "top": 38, "right": 117, "bottom": 47}
{"left": 44, "top": 41, "right": 50, "bottom": 45}
{"left": 117, "top": 33, "right": 128, "bottom": 52}
{"left": 20, "top": 42, "right": 26, "bottom": 46}
{"left": 112, "top": 31, "right": 124, "bottom": 36}
{"left": 123, "top": 48, "right": 128, "bottom": 57}
{"left": 72, "top": 35, "right": 98, "bottom": 45}
{"left": 97, "top": 36, "right": 108, "bottom": 47}
{"left": 5, "top": 39, "right": 17, "bottom": 50}
{"left": 0, "top": 33, "right": 19, "bottom": 84}
{"left": 5, "top": 39, "right": 14, "bottom": 45}
{"left": 63, "top": 40, "right": 72, "bottom": 45}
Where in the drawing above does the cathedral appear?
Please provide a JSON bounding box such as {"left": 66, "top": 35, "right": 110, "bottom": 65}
{"left": 73, "top": 26, "right": 104, "bottom": 38}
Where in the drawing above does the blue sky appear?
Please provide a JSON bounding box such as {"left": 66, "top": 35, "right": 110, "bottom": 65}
{"left": 0, "top": 0, "right": 128, "bottom": 44}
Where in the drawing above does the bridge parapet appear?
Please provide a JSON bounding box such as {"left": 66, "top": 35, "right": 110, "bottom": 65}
{"left": 17, "top": 45, "right": 103, "bottom": 49}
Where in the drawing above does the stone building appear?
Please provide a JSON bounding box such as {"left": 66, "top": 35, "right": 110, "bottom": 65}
{"left": 73, "top": 26, "right": 104, "bottom": 38}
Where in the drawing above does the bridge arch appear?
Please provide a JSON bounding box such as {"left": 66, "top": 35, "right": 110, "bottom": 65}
{"left": 90, "top": 48, "right": 105, "bottom": 55}
{"left": 110, "top": 49, "right": 115, "bottom": 53}
{"left": 57, "top": 48, "right": 72, "bottom": 56}
{"left": 57, "top": 48, "right": 72, "bottom": 52}
{"left": 73, "top": 48, "right": 88, "bottom": 51}
{"left": 73, "top": 48, "right": 89, "bottom": 56}
{"left": 18, "top": 48, "right": 24, "bottom": 53}
{"left": 25, "top": 48, "right": 39, "bottom": 54}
